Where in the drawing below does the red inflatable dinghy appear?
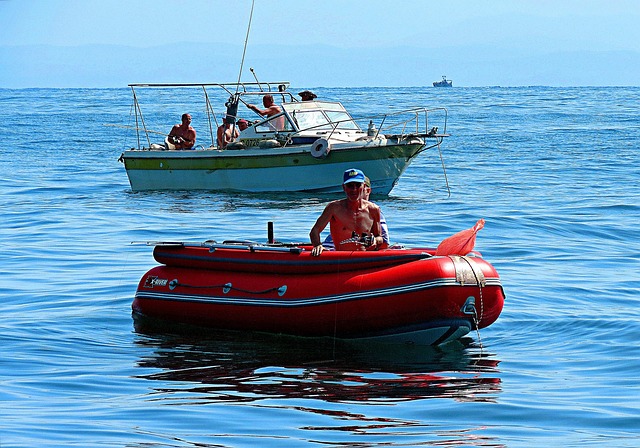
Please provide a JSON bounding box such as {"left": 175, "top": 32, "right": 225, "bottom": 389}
{"left": 133, "top": 240, "right": 504, "bottom": 345}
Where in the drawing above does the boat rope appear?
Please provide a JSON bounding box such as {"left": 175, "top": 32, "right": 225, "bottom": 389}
{"left": 105, "top": 123, "right": 167, "bottom": 137}
{"left": 473, "top": 279, "right": 485, "bottom": 353}
{"left": 436, "top": 140, "right": 451, "bottom": 197}
{"left": 168, "top": 279, "right": 287, "bottom": 296}
{"left": 457, "top": 256, "right": 485, "bottom": 352}
{"left": 202, "top": 86, "right": 216, "bottom": 146}
{"left": 132, "top": 87, "right": 152, "bottom": 149}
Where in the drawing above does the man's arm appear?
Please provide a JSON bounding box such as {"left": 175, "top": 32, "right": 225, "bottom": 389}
{"left": 247, "top": 104, "right": 281, "bottom": 117}
{"left": 309, "top": 204, "right": 335, "bottom": 256}
{"left": 247, "top": 103, "right": 268, "bottom": 116}
{"left": 366, "top": 205, "right": 388, "bottom": 250}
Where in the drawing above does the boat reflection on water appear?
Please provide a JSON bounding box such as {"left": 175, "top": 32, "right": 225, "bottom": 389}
{"left": 132, "top": 316, "right": 501, "bottom": 404}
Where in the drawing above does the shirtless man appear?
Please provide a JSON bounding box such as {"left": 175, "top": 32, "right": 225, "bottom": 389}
{"left": 310, "top": 169, "right": 388, "bottom": 257}
{"left": 246, "top": 94, "right": 284, "bottom": 130}
{"left": 322, "top": 175, "right": 389, "bottom": 250}
{"left": 216, "top": 118, "right": 240, "bottom": 149}
{"left": 167, "top": 113, "right": 196, "bottom": 149}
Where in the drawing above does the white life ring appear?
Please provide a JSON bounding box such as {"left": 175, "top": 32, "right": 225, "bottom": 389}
{"left": 311, "top": 138, "right": 332, "bottom": 158}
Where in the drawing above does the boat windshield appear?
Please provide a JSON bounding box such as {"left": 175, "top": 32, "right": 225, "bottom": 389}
{"left": 293, "top": 110, "right": 331, "bottom": 130}
{"left": 326, "top": 110, "right": 359, "bottom": 130}
{"left": 293, "top": 109, "right": 359, "bottom": 131}
{"left": 253, "top": 114, "right": 295, "bottom": 133}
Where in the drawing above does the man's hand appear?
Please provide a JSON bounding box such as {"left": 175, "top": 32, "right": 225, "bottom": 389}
{"left": 362, "top": 233, "right": 381, "bottom": 251}
{"left": 360, "top": 233, "right": 374, "bottom": 247}
{"left": 311, "top": 244, "right": 324, "bottom": 257}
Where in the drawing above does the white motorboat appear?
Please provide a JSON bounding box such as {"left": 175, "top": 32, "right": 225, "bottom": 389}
{"left": 118, "top": 82, "right": 449, "bottom": 194}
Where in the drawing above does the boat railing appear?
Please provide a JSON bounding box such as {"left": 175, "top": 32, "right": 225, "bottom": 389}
{"left": 124, "top": 83, "right": 447, "bottom": 150}
{"left": 235, "top": 91, "right": 296, "bottom": 103}
{"left": 128, "top": 81, "right": 290, "bottom": 92}
{"left": 287, "top": 106, "right": 448, "bottom": 145}
{"left": 127, "top": 82, "right": 290, "bottom": 150}
{"left": 370, "top": 106, "right": 448, "bottom": 139}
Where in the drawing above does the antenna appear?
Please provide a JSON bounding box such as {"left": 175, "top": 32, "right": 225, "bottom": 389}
{"left": 235, "top": 0, "right": 256, "bottom": 94}
{"left": 250, "top": 67, "right": 264, "bottom": 91}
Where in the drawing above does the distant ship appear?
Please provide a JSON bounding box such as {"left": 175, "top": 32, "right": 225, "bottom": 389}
{"left": 433, "top": 76, "right": 453, "bottom": 87}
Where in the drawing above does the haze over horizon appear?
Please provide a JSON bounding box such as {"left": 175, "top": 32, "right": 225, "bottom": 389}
{"left": 1, "top": 0, "right": 639, "bottom": 88}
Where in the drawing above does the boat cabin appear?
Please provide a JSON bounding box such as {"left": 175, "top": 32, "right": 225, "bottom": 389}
{"left": 237, "top": 99, "right": 367, "bottom": 148}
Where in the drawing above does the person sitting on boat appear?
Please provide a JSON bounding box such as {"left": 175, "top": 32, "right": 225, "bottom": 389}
{"left": 167, "top": 113, "right": 196, "bottom": 149}
{"left": 216, "top": 117, "right": 240, "bottom": 149}
{"left": 322, "top": 176, "right": 389, "bottom": 250}
{"left": 237, "top": 119, "right": 250, "bottom": 131}
{"left": 246, "top": 94, "right": 284, "bottom": 130}
{"left": 298, "top": 90, "right": 317, "bottom": 101}
{"left": 310, "top": 168, "right": 388, "bottom": 257}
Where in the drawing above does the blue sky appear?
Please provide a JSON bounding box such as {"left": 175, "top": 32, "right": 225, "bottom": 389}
{"left": 1, "top": 0, "right": 639, "bottom": 87}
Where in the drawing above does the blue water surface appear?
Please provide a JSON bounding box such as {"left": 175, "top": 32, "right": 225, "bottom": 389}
{"left": 1, "top": 86, "right": 639, "bottom": 447}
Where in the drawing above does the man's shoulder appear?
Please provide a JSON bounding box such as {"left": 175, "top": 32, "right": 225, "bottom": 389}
{"left": 323, "top": 199, "right": 350, "bottom": 216}
{"left": 326, "top": 199, "right": 346, "bottom": 209}
{"left": 364, "top": 199, "right": 380, "bottom": 210}
{"left": 364, "top": 200, "right": 381, "bottom": 219}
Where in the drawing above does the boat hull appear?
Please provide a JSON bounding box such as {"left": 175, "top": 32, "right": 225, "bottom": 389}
{"left": 132, "top": 244, "right": 505, "bottom": 345}
{"left": 121, "top": 142, "right": 425, "bottom": 194}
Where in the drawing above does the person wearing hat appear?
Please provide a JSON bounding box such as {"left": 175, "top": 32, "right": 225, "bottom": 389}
{"left": 310, "top": 168, "right": 387, "bottom": 256}
{"left": 322, "top": 175, "right": 389, "bottom": 250}
{"left": 237, "top": 119, "right": 250, "bottom": 131}
{"left": 298, "top": 90, "right": 317, "bottom": 101}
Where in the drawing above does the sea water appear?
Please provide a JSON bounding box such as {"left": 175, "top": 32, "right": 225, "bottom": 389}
{"left": 1, "top": 86, "right": 639, "bottom": 447}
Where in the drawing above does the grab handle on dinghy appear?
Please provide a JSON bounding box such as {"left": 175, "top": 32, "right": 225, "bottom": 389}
{"left": 170, "top": 281, "right": 286, "bottom": 296}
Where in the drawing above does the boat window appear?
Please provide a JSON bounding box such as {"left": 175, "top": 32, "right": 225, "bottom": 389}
{"left": 293, "top": 110, "right": 333, "bottom": 131}
{"left": 326, "top": 111, "right": 360, "bottom": 130}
